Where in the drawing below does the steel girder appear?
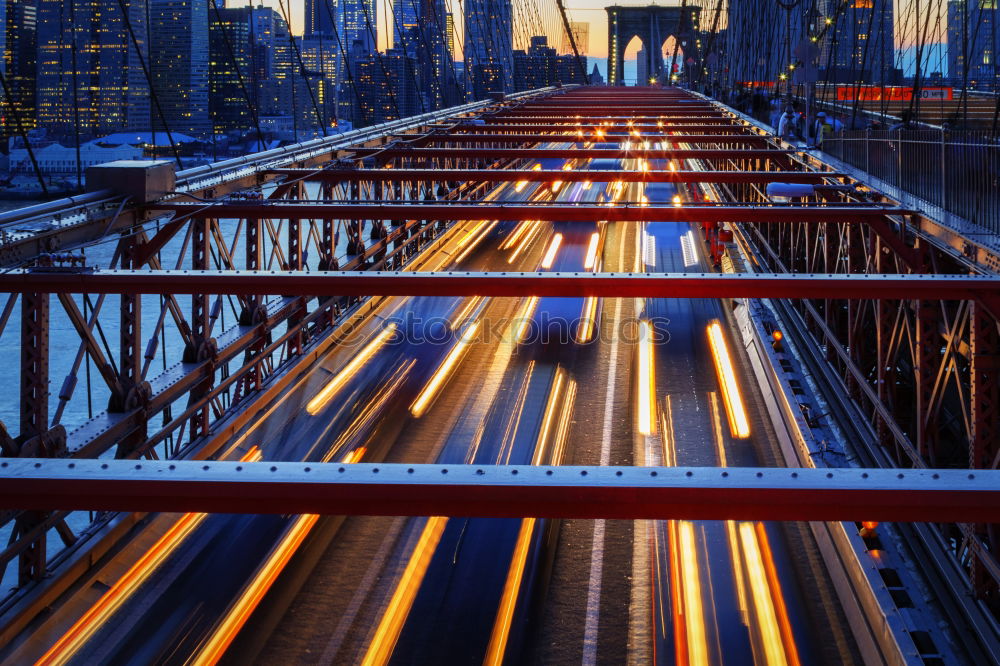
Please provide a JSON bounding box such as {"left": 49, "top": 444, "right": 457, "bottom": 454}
{"left": 268, "top": 169, "right": 842, "bottom": 184}
{"left": 741, "top": 201, "right": 1000, "bottom": 604}
{"left": 484, "top": 116, "right": 742, "bottom": 124}
{"left": 349, "top": 147, "right": 793, "bottom": 161}
{"left": 409, "top": 134, "right": 771, "bottom": 145}
{"left": 151, "top": 202, "right": 909, "bottom": 223}
{"left": 445, "top": 124, "right": 750, "bottom": 133}
{"left": 1, "top": 460, "right": 998, "bottom": 523}
{"left": 3, "top": 271, "right": 998, "bottom": 301}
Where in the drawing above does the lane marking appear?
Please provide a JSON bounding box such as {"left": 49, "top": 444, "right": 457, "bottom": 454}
{"left": 582, "top": 218, "right": 629, "bottom": 665}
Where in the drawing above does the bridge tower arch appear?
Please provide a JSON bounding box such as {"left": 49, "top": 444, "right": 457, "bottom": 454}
{"left": 605, "top": 5, "right": 702, "bottom": 86}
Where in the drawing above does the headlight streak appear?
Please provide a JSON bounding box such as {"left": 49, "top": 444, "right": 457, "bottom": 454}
{"left": 540, "top": 232, "right": 563, "bottom": 269}
{"left": 583, "top": 231, "right": 600, "bottom": 270}
{"left": 409, "top": 320, "right": 481, "bottom": 417}
{"left": 643, "top": 230, "right": 656, "bottom": 267}
{"left": 507, "top": 221, "right": 543, "bottom": 264}
{"left": 576, "top": 296, "right": 599, "bottom": 344}
{"left": 450, "top": 296, "right": 483, "bottom": 331}
{"left": 360, "top": 516, "right": 449, "bottom": 666}
{"left": 39, "top": 447, "right": 264, "bottom": 666}
{"left": 636, "top": 319, "right": 656, "bottom": 435}
{"left": 680, "top": 230, "right": 698, "bottom": 267}
{"left": 452, "top": 220, "right": 498, "bottom": 264}
{"left": 738, "top": 523, "right": 789, "bottom": 666}
{"left": 306, "top": 324, "right": 398, "bottom": 415}
{"left": 679, "top": 521, "right": 710, "bottom": 666}
{"left": 485, "top": 370, "right": 575, "bottom": 665}
{"left": 499, "top": 219, "right": 532, "bottom": 250}
{"left": 514, "top": 296, "right": 540, "bottom": 344}
{"left": 706, "top": 321, "right": 751, "bottom": 438}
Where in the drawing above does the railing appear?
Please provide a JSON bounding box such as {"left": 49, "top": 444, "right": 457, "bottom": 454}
{"left": 822, "top": 129, "right": 1000, "bottom": 235}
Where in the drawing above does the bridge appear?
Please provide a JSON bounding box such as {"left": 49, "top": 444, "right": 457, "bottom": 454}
{"left": 0, "top": 85, "right": 999, "bottom": 665}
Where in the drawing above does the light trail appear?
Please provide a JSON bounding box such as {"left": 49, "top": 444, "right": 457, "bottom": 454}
{"left": 410, "top": 320, "right": 482, "bottom": 417}
{"left": 194, "top": 446, "right": 369, "bottom": 665}
{"left": 306, "top": 324, "right": 398, "bottom": 415}
{"left": 36, "top": 447, "right": 264, "bottom": 666}
{"left": 499, "top": 219, "right": 533, "bottom": 250}
{"left": 583, "top": 232, "right": 600, "bottom": 270}
{"left": 513, "top": 296, "right": 539, "bottom": 344}
{"left": 486, "top": 370, "right": 575, "bottom": 664}
{"left": 484, "top": 517, "right": 537, "bottom": 666}
{"left": 707, "top": 321, "right": 751, "bottom": 438}
{"left": 540, "top": 233, "right": 563, "bottom": 269}
{"left": 576, "top": 296, "right": 599, "bottom": 343}
{"left": 450, "top": 296, "right": 483, "bottom": 331}
{"left": 636, "top": 319, "right": 656, "bottom": 435}
{"left": 680, "top": 230, "right": 698, "bottom": 267}
{"left": 678, "top": 521, "right": 710, "bottom": 666}
{"left": 755, "top": 522, "right": 802, "bottom": 666}
{"left": 359, "top": 516, "right": 450, "bottom": 666}
{"left": 507, "top": 221, "right": 543, "bottom": 264}
{"left": 453, "top": 220, "right": 498, "bottom": 264}
{"left": 739, "top": 523, "right": 789, "bottom": 666}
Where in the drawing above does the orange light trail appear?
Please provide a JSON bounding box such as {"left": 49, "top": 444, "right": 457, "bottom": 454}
{"left": 410, "top": 320, "right": 481, "bottom": 417}
{"left": 576, "top": 297, "right": 599, "bottom": 344}
{"left": 678, "top": 521, "right": 710, "bottom": 666}
{"left": 306, "top": 324, "right": 398, "bottom": 415}
{"left": 707, "top": 321, "right": 751, "bottom": 438}
{"left": 583, "top": 232, "right": 600, "bottom": 270}
{"left": 38, "top": 447, "right": 263, "bottom": 666}
{"left": 514, "top": 296, "right": 539, "bottom": 344}
{"left": 540, "top": 233, "right": 563, "bottom": 269}
{"left": 507, "top": 221, "right": 543, "bottom": 264}
{"left": 360, "top": 516, "right": 449, "bottom": 665}
{"left": 636, "top": 320, "right": 656, "bottom": 435}
{"left": 738, "top": 522, "right": 789, "bottom": 666}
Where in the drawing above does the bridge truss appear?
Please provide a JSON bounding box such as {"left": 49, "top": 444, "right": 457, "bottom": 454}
{"left": 0, "top": 86, "right": 999, "bottom": 644}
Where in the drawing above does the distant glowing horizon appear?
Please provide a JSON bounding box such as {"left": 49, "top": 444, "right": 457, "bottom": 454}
{"left": 230, "top": 0, "right": 951, "bottom": 75}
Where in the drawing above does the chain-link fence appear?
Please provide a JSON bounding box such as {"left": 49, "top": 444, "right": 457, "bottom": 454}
{"left": 823, "top": 130, "right": 1000, "bottom": 235}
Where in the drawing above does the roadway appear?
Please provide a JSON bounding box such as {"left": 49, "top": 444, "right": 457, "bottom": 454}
{"left": 2, "top": 96, "right": 858, "bottom": 665}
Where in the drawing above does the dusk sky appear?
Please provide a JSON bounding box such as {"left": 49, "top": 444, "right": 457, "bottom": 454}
{"left": 231, "top": 0, "right": 947, "bottom": 69}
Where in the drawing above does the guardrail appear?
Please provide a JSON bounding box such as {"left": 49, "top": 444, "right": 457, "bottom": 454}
{"left": 822, "top": 129, "right": 1000, "bottom": 236}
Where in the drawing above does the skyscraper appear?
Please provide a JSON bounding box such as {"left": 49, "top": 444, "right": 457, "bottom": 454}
{"left": 948, "top": 0, "right": 999, "bottom": 89}
{"left": 445, "top": 12, "right": 455, "bottom": 56}
{"left": 2, "top": 0, "right": 38, "bottom": 139}
{"left": 343, "top": 0, "right": 376, "bottom": 54}
{"left": 465, "top": 0, "right": 513, "bottom": 96}
{"left": 818, "top": 0, "right": 894, "bottom": 82}
{"left": 249, "top": 6, "right": 295, "bottom": 117}
{"left": 305, "top": 0, "right": 338, "bottom": 38}
{"left": 209, "top": 7, "right": 254, "bottom": 134}
{"left": 35, "top": 0, "right": 150, "bottom": 139}
{"left": 150, "top": 0, "right": 211, "bottom": 138}
{"left": 393, "top": 0, "right": 456, "bottom": 108}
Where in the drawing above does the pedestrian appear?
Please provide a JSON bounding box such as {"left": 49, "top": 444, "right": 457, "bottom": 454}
{"left": 778, "top": 105, "right": 797, "bottom": 141}
{"left": 813, "top": 111, "right": 834, "bottom": 148}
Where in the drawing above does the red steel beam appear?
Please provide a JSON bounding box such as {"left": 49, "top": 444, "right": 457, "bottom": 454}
{"left": 500, "top": 107, "right": 723, "bottom": 114}
{"left": 1, "top": 461, "right": 997, "bottom": 523}
{"left": 4, "top": 271, "right": 996, "bottom": 301}
{"left": 486, "top": 117, "right": 739, "bottom": 124}
{"left": 150, "top": 202, "right": 907, "bottom": 223}
{"left": 447, "top": 124, "right": 748, "bottom": 132}
{"left": 268, "top": 169, "right": 843, "bottom": 184}
{"left": 347, "top": 147, "right": 794, "bottom": 160}
{"left": 408, "top": 134, "right": 771, "bottom": 145}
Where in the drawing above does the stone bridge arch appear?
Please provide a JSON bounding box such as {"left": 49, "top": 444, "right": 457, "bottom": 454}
{"left": 606, "top": 5, "right": 702, "bottom": 86}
